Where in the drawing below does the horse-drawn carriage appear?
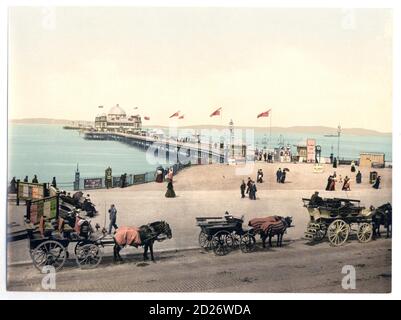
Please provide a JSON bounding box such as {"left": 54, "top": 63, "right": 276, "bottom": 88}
{"left": 196, "top": 213, "right": 256, "bottom": 256}
{"left": 303, "top": 197, "right": 374, "bottom": 246}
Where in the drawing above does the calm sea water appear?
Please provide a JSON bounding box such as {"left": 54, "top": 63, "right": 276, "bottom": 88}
{"left": 8, "top": 124, "right": 392, "bottom": 186}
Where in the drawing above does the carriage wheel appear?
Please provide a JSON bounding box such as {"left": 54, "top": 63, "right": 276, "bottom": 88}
{"left": 328, "top": 219, "right": 350, "bottom": 246}
{"left": 357, "top": 223, "right": 373, "bottom": 243}
{"left": 198, "top": 231, "right": 212, "bottom": 249}
{"left": 31, "top": 240, "right": 67, "bottom": 272}
{"left": 239, "top": 233, "right": 256, "bottom": 253}
{"left": 75, "top": 244, "right": 103, "bottom": 269}
{"left": 212, "top": 231, "right": 233, "bottom": 256}
{"left": 231, "top": 233, "right": 241, "bottom": 248}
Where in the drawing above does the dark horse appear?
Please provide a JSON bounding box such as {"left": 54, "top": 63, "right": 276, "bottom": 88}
{"left": 371, "top": 203, "right": 392, "bottom": 239}
{"left": 255, "top": 216, "right": 292, "bottom": 248}
{"left": 113, "top": 221, "right": 172, "bottom": 263}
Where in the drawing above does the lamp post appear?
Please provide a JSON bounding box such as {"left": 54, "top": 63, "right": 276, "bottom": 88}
{"left": 337, "top": 124, "right": 341, "bottom": 165}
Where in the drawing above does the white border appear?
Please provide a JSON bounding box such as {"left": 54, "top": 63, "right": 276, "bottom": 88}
{"left": 0, "top": 0, "right": 400, "bottom": 300}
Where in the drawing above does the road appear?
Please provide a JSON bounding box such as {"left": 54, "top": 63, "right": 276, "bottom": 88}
{"left": 7, "top": 238, "right": 391, "bottom": 293}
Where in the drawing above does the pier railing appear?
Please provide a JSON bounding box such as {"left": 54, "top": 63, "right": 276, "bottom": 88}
{"left": 75, "top": 162, "right": 191, "bottom": 191}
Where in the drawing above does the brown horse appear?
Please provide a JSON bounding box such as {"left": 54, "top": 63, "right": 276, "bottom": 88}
{"left": 113, "top": 221, "right": 172, "bottom": 262}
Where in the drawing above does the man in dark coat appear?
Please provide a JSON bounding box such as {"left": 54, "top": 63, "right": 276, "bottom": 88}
{"left": 276, "top": 168, "right": 282, "bottom": 183}
{"left": 280, "top": 171, "right": 286, "bottom": 183}
{"left": 51, "top": 177, "right": 57, "bottom": 188}
{"left": 108, "top": 204, "right": 118, "bottom": 234}
{"left": 246, "top": 177, "right": 252, "bottom": 194}
{"left": 356, "top": 171, "right": 362, "bottom": 184}
{"left": 32, "top": 175, "right": 38, "bottom": 183}
{"left": 240, "top": 180, "right": 246, "bottom": 198}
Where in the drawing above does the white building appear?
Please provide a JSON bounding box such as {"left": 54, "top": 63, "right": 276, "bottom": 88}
{"left": 95, "top": 104, "right": 142, "bottom": 132}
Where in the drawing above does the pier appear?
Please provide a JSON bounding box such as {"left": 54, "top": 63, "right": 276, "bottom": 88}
{"left": 83, "top": 131, "right": 247, "bottom": 165}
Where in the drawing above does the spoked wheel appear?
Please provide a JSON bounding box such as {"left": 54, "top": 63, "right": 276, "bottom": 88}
{"left": 75, "top": 244, "right": 103, "bottom": 269}
{"left": 328, "top": 219, "right": 350, "bottom": 246}
{"left": 239, "top": 233, "right": 256, "bottom": 253}
{"left": 31, "top": 240, "right": 67, "bottom": 271}
{"left": 357, "top": 223, "right": 373, "bottom": 243}
{"left": 212, "top": 231, "right": 233, "bottom": 256}
{"left": 231, "top": 233, "right": 241, "bottom": 248}
{"left": 198, "top": 231, "right": 212, "bottom": 250}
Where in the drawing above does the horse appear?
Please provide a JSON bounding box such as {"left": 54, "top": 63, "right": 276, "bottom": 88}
{"left": 249, "top": 216, "right": 292, "bottom": 248}
{"left": 371, "top": 203, "right": 392, "bottom": 239}
{"left": 113, "top": 221, "right": 172, "bottom": 263}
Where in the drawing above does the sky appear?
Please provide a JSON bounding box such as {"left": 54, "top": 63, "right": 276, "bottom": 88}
{"left": 8, "top": 7, "right": 392, "bottom": 132}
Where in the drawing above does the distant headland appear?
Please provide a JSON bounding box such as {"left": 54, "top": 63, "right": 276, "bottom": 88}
{"left": 9, "top": 118, "right": 391, "bottom": 136}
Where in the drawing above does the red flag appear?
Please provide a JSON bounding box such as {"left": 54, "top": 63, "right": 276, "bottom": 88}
{"left": 178, "top": 115, "right": 185, "bottom": 119}
{"left": 257, "top": 109, "right": 271, "bottom": 118}
{"left": 210, "top": 107, "right": 222, "bottom": 117}
{"left": 144, "top": 116, "right": 150, "bottom": 120}
{"left": 169, "top": 111, "right": 180, "bottom": 118}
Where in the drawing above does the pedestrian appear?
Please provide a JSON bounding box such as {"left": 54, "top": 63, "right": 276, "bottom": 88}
{"left": 342, "top": 176, "right": 351, "bottom": 191}
{"left": 257, "top": 169, "right": 264, "bottom": 183}
{"left": 51, "top": 177, "right": 57, "bottom": 188}
{"left": 165, "top": 180, "right": 176, "bottom": 198}
{"left": 263, "top": 152, "right": 267, "bottom": 162}
{"left": 333, "top": 157, "right": 337, "bottom": 168}
{"left": 32, "top": 175, "right": 38, "bottom": 183}
{"left": 276, "top": 168, "right": 282, "bottom": 183}
{"left": 108, "top": 204, "right": 118, "bottom": 234}
{"left": 246, "top": 177, "right": 252, "bottom": 195}
{"left": 240, "top": 180, "right": 246, "bottom": 198}
{"left": 372, "top": 176, "right": 381, "bottom": 189}
{"left": 280, "top": 170, "right": 286, "bottom": 183}
{"left": 249, "top": 181, "right": 257, "bottom": 200}
{"left": 325, "top": 175, "right": 332, "bottom": 191}
{"left": 9, "top": 177, "right": 17, "bottom": 193}
{"left": 351, "top": 161, "right": 356, "bottom": 173}
{"left": 23, "top": 176, "right": 28, "bottom": 182}
{"left": 356, "top": 170, "right": 362, "bottom": 184}
{"left": 329, "top": 175, "right": 336, "bottom": 191}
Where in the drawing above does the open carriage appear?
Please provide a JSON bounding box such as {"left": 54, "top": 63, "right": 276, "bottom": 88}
{"left": 302, "top": 197, "right": 374, "bottom": 246}
{"left": 24, "top": 195, "right": 107, "bottom": 271}
{"left": 195, "top": 213, "right": 256, "bottom": 256}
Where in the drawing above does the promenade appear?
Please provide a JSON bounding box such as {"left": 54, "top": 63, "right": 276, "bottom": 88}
{"left": 7, "top": 163, "right": 392, "bottom": 265}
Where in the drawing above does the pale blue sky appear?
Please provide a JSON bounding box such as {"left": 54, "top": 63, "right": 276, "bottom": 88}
{"left": 9, "top": 7, "right": 392, "bottom": 131}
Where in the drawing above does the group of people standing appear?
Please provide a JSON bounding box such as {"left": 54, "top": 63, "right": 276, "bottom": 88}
{"left": 241, "top": 178, "right": 257, "bottom": 200}
{"left": 276, "top": 168, "right": 287, "bottom": 183}
{"left": 9, "top": 175, "right": 58, "bottom": 193}
{"left": 325, "top": 172, "right": 352, "bottom": 191}
{"left": 255, "top": 149, "right": 274, "bottom": 163}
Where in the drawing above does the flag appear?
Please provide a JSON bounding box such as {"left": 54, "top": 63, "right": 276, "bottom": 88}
{"left": 257, "top": 109, "right": 271, "bottom": 118}
{"left": 169, "top": 111, "right": 180, "bottom": 118}
{"left": 144, "top": 116, "right": 150, "bottom": 120}
{"left": 179, "top": 115, "right": 185, "bottom": 119}
{"left": 210, "top": 107, "right": 222, "bottom": 117}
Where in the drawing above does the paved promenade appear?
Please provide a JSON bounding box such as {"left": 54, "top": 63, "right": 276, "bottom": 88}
{"left": 7, "top": 163, "right": 392, "bottom": 265}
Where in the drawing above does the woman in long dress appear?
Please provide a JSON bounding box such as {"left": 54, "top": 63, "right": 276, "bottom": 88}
{"left": 165, "top": 181, "right": 176, "bottom": 198}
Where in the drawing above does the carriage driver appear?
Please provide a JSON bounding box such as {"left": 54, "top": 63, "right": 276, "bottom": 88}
{"left": 310, "top": 191, "right": 323, "bottom": 206}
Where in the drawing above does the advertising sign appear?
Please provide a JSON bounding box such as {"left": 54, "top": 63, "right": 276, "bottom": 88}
{"left": 27, "top": 196, "right": 58, "bottom": 224}
{"left": 307, "top": 139, "right": 316, "bottom": 163}
{"left": 84, "top": 178, "right": 103, "bottom": 189}
{"left": 133, "top": 174, "right": 146, "bottom": 184}
{"left": 17, "top": 182, "right": 45, "bottom": 203}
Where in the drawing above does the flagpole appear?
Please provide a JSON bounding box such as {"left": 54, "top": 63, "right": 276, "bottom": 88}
{"left": 269, "top": 110, "right": 272, "bottom": 149}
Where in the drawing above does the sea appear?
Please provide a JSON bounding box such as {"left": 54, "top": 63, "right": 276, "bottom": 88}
{"left": 8, "top": 124, "right": 392, "bottom": 188}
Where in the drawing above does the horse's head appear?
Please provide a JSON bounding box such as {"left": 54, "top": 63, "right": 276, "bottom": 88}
{"left": 152, "top": 221, "right": 172, "bottom": 239}
{"left": 284, "top": 216, "right": 293, "bottom": 227}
